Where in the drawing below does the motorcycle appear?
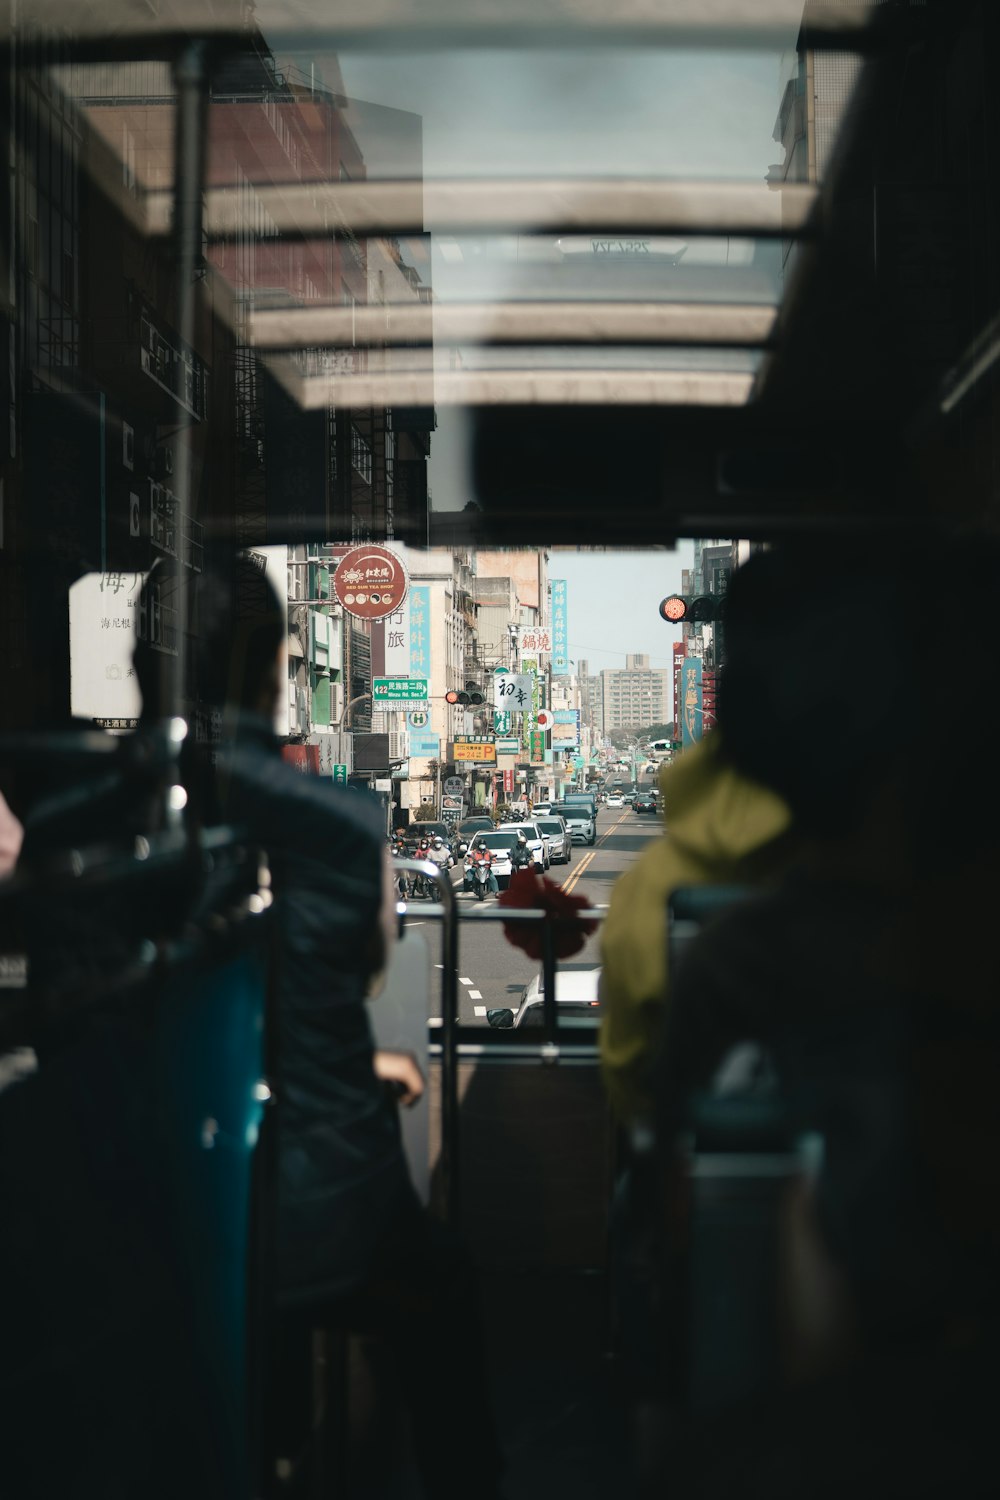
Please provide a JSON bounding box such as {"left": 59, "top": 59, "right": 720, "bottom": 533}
{"left": 472, "top": 859, "right": 492, "bottom": 901}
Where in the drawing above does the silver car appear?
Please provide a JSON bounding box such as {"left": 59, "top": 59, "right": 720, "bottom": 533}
{"left": 536, "top": 815, "right": 571, "bottom": 865}
{"left": 562, "top": 807, "right": 596, "bottom": 846}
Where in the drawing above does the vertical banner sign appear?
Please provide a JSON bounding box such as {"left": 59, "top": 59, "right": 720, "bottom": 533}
{"left": 520, "top": 657, "right": 538, "bottom": 753}
{"left": 384, "top": 597, "right": 410, "bottom": 676}
{"left": 673, "top": 640, "right": 686, "bottom": 729}
{"left": 551, "top": 580, "right": 569, "bottom": 674}
{"left": 409, "top": 586, "right": 430, "bottom": 683}
{"left": 681, "top": 657, "right": 703, "bottom": 748}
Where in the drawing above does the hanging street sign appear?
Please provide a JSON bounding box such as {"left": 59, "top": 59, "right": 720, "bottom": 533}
{"left": 493, "top": 673, "right": 533, "bottom": 710}
{"left": 332, "top": 545, "right": 408, "bottom": 621}
{"left": 373, "top": 676, "right": 429, "bottom": 702}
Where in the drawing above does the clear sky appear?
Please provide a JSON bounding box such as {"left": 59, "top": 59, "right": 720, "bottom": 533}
{"left": 548, "top": 546, "right": 694, "bottom": 673}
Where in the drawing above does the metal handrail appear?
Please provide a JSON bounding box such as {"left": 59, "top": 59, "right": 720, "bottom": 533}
{"left": 391, "top": 857, "right": 460, "bottom": 1221}
{"left": 389, "top": 869, "right": 604, "bottom": 1224}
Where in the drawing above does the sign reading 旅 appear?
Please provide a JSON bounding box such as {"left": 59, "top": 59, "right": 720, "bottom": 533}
{"left": 494, "top": 673, "right": 533, "bottom": 710}
{"left": 551, "top": 580, "right": 569, "bottom": 675}
{"left": 384, "top": 599, "right": 410, "bottom": 676}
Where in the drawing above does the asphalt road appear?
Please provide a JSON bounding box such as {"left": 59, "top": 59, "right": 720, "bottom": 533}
{"left": 405, "top": 804, "right": 663, "bottom": 1022}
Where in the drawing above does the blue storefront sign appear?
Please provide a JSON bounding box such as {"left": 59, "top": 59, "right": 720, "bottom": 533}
{"left": 551, "top": 579, "right": 569, "bottom": 675}
{"left": 680, "top": 657, "right": 703, "bottom": 748}
{"left": 409, "top": 585, "right": 430, "bottom": 681}
{"left": 408, "top": 731, "right": 440, "bottom": 758}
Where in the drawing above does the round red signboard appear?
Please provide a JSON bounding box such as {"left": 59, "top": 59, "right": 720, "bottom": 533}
{"left": 332, "top": 545, "right": 409, "bottom": 620}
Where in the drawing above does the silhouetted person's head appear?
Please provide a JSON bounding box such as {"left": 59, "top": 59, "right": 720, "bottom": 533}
{"left": 716, "top": 542, "right": 930, "bottom": 840}
{"left": 134, "top": 554, "right": 285, "bottom": 722}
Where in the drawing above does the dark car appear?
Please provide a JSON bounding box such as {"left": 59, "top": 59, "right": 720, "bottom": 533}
{"left": 457, "top": 816, "right": 494, "bottom": 836}
{"left": 634, "top": 795, "right": 657, "bottom": 814}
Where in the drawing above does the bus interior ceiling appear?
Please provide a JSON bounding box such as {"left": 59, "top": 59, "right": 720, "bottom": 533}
{"left": 2, "top": 3, "right": 1000, "bottom": 1498}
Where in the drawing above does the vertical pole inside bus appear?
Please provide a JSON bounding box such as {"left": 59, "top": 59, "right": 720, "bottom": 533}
{"left": 167, "top": 38, "right": 210, "bottom": 826}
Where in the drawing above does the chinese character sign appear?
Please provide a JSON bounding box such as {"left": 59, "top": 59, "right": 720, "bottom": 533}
{"left": 333, "top": 544, "right": 408, "bottom": 620}
{"left": 517, "top": 625, "right": 552, "bottom": 658}
{"left": 494, "top": 673, "right": 533, "bottom": 710}
{"left": 519, "top": 658, "right": 538, "bottom": 752}
{"left": 551, "top": 580, "right": 569, "bottom": 674}
{"left": 69, "top": 571, "right": 145, "bottom": 725}
{"left": 409, "top": 585, "right": 431, "bottom": 682}
{"left": 384, "top": 599, "right": 409, "bottom": 676}
{"left": 681, "top": 658, "right": 703, "bottom": 748}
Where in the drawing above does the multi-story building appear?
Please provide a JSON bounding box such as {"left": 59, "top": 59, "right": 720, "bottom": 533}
{"left": 600, "top": 654, "right": 671, "bottom": 734}
{"left": 0, "top": 27, "right": 432, "bottom": 736}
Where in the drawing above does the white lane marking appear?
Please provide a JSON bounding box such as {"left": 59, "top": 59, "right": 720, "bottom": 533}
{"left": 459, "top": 976, "right": 473, "bottom": 986}
{"left": 474, "top": 1005, "right": 487, "bottom": 1017}
{"left": 468, "top": 989, "right": 483, "bottom": 1000}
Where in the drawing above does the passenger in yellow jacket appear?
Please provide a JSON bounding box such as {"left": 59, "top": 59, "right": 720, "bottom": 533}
{"left": 599, "top": 732, "right": 793, "bottom": 1126}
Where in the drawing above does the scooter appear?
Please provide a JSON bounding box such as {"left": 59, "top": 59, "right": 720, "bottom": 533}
{"left": 472, "top": 860, "right": 492, "bottom": 901}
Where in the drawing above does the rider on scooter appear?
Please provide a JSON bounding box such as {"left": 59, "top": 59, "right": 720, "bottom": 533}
{"left": 467, "top": 842, "right": 499, "bottom": 896}
{"left": 511, "top": 831, "right": 533, "bottom": 874}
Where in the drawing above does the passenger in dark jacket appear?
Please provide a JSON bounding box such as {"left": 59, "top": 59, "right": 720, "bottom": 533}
{"left": 185, "top": 557, "right": 503, "bottom": 1495}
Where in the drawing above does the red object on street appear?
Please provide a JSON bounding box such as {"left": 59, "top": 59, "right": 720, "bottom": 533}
{"left": 282, "top": 744, "right": 321, "bottom": 773}
{"left": 498, "top": 870, "right": 598, "bottom": 960}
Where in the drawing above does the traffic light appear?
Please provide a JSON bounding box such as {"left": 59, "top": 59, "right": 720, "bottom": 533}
{"left": 658, "top": 594, "right": 723, "bottom": 624}
{"left": 445, "top": 683, "right": 486, "bottom": 706}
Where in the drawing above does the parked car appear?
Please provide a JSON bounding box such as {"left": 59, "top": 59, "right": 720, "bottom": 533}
{"left": 535, "top": 815, "right": 571, "bottom": 865}
{"left": 466, "top": 831, "right": 518, "bottom": 889}
{"left": 486, "top": 968, "right": 603, "bottom": 1028}
{"left": 506, "top": 821, "right": 550, "bottom": 870}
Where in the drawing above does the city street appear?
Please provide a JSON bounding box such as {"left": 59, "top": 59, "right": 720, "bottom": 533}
{"left": 407, "top": 804, "right": 662, "bottom": 1022}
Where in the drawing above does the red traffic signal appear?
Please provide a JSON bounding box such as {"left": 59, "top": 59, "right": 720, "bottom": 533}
{"left": 658, "top": 594, "right": 722, "bottom": 624}
{"left": 445, "top": 684, "right": 485, "bottom": 706}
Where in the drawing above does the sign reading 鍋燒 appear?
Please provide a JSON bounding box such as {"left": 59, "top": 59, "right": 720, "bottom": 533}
{"left": 333, "top": 544, "right": 408, "bottom": 621}
{"left": 517, "top": 625, "right": 552, "bottom": 657}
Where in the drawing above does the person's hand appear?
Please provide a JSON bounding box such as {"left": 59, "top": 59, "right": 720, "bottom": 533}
{"left": 372, "top": 1049, "right": 425, "bottom": 1107}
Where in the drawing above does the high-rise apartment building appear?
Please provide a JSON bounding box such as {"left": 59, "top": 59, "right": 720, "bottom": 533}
{"left": 600, "top": 653, "right": 671, "bottom": 732}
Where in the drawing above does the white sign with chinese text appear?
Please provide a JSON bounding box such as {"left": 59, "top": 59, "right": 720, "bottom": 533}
{"left": 516, "top": 625, "right": 552, "bottom": 657}
{"left": 384, "top": 598, "right": 410, "bottom": 676}
{"left": 493, "top": 672, "right": 534, "bottom": 711}
{"left": 69, "top": 571, "right": 145, "bottom": 726}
